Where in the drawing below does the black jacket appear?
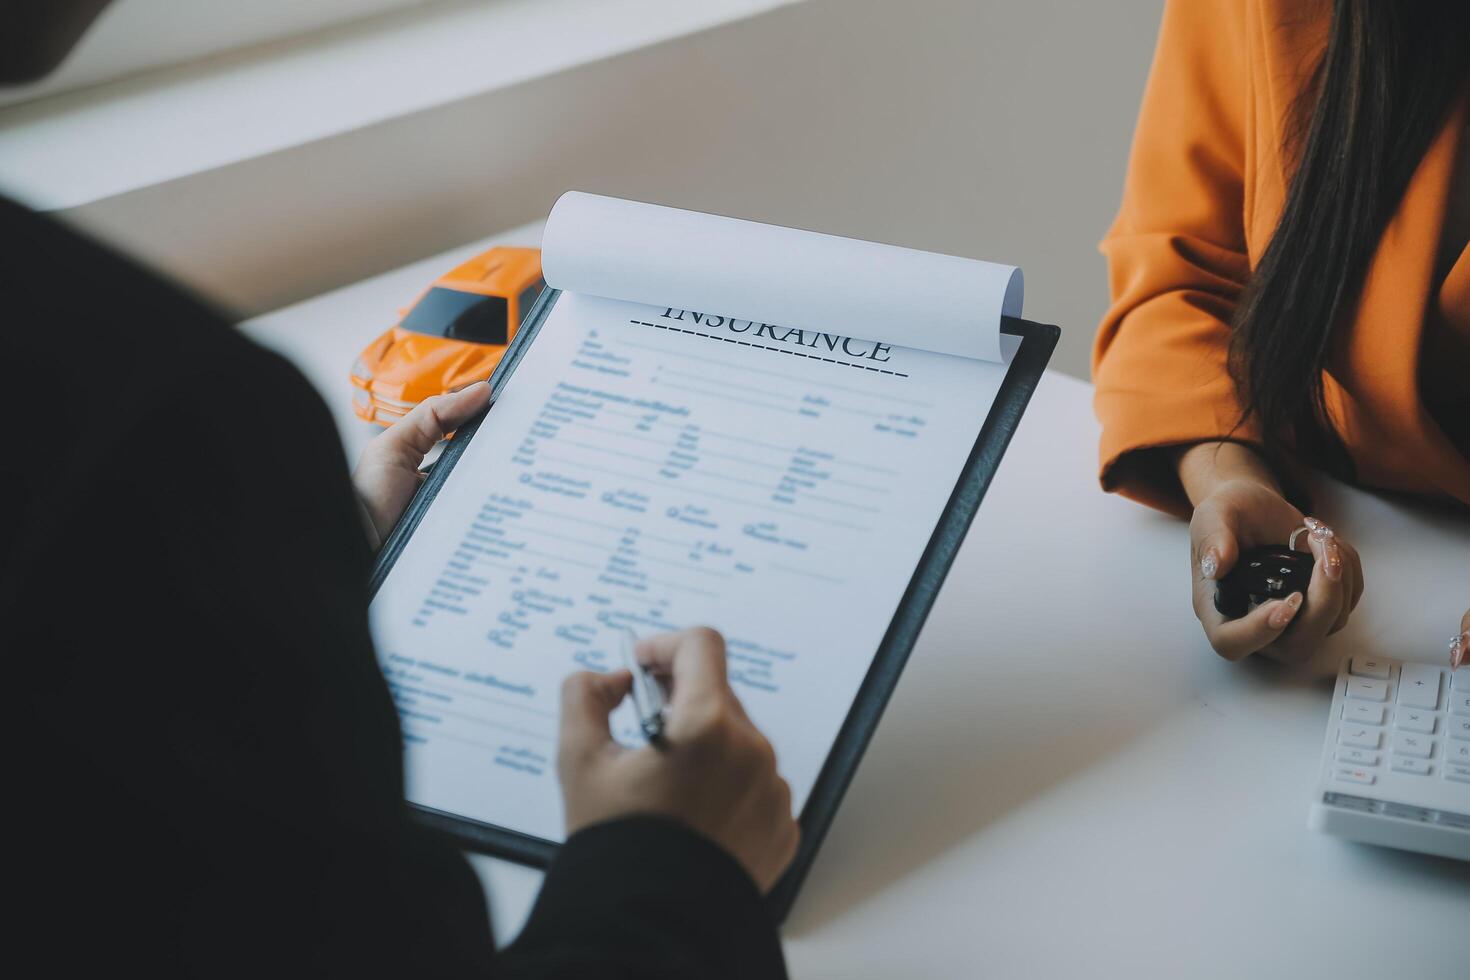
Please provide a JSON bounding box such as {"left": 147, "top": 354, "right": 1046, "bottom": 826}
{"left": 2, "top": 198, "right": 787, "bottom": 978}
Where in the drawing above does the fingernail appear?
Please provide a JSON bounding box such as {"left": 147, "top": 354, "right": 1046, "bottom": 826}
{"left": 1324, "top": 539, "right": 1342, "bottom": 580}
{"left": 1303, "top": 516, "right": 1322, "bottom": 530}
{"left": 1200, "top": 551, "right": 1218, "bottom": 580}
{"left": 1453, "top": 633, "right": 1467, "bottom": 671}
{"left": 1270, "top": 592, "right": 1303, "bottom": 629}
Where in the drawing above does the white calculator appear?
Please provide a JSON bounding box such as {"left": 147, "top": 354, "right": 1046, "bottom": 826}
{"left": 1309, "top": 655, "right": 1470, "bottom": 860}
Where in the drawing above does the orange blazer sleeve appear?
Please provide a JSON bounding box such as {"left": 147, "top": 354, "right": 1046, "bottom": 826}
{"left": 1092, "top": 0, "right": 1261, "bottom": 517}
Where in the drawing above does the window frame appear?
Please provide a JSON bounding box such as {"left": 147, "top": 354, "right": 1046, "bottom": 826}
{"left": 0, "top": 0, "right": 432, "bottom": 109}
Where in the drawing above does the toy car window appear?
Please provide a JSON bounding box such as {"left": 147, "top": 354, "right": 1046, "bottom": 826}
{"left": 402, "top": 288, "right": 508, "bottom": 345}
{"left": 517, "top": 280, "right": 544, "bottom": 325}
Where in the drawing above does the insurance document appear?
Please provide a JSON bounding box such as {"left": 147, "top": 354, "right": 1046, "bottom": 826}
{"left": 369, "top": 193, "right": 1024, "bottom": 841}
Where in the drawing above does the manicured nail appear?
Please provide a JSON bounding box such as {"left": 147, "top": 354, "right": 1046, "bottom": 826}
{"left": 1453, "top": 633, "right": 1467, "bottom": 671}
{"left": 1302, "top": 518, "right": 1341, "bottom": 579}
{"left": 1200, "top": 551, "right": 1218, "bottom": 580}
{"left": 1270, "top": 592, "right": 1304, "bottom": 629}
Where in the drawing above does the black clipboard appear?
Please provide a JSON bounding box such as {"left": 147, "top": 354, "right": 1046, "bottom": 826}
{"left": 370, "top": 287, "right": 1057, "bottom": 922}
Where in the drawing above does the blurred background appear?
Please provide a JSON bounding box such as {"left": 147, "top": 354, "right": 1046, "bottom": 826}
{"left": 0, "top": 0, "right": 1165, "bottom": 379}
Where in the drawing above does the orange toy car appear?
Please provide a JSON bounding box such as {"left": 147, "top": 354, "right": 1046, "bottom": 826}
{"left": 350, "top": 246, "right": 544, "bottom": 427}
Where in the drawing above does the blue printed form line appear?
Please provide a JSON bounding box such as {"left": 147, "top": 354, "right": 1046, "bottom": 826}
{"left": 554, "top": 438, "right": 881, "bottom": 512}
{"left": 620, "top": 340, "right": 932, "bottom": 407}
{"left": 505, "top": 508, "right": 736, "bottom": 577}
{"left": 559, "top": 419, "right": 890, "bottom": 493}
{"left": 630, "top": 321, "right": 911, "bottom": 378}
{"left": 394, "top": 677, "right": 557, "bottom": 720}
{"left": 537, "top": 452, "right": 871, "bottom": 531}
{"left": 393, "top": 699, "right": 554, "bottom": 742}
{"left": 596, "top": 408, "right": 901, "bottom": 477}
{"left": 659, "top": 368, "right": 884, "bottom": 418}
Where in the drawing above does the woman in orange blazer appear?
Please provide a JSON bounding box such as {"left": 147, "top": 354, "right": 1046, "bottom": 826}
{"left": 1094, "top": 0, "right": 1469, "bottom": 665}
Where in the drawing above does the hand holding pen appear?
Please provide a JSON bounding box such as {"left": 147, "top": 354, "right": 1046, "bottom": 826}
{"left": 557, "top": 627, "right": 800, "bottom": 892}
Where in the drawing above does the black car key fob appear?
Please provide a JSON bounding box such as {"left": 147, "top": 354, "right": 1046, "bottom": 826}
{"left": 1213, "top": 544, "right": 1315, "bottom": 619}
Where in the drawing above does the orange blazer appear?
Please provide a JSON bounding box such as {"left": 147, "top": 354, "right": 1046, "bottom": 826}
{"left": 1093, "top": 0, "right": 1470, "bottom": 517}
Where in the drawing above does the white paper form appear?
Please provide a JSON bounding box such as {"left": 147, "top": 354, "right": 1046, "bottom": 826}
{"left": 542, "top": 192, "right": 1023, "bottom": 363}
{"left": 370, "top": 293, "right": 1021, "bottom": 841}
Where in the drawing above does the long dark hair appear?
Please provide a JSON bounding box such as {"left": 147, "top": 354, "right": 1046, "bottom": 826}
{"left": 1228, "top": 0, "right": 1470, "bottom": 475}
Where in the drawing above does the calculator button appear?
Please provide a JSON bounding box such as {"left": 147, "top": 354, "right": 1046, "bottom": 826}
{"left": 1452, "top": 691, "right": 1470, "bottom": 716}
{"left": 1446, "top": 765, "right": 1470, "bottom": 785}
{"left": 1447, "top": 742, "right": 1470, "bottom": 766}
{"left": 1345, "top": 678, "right": 1389, "bottom": 702}
{"left": 1397, "top": 664, "right": 1442, "bottom": 709}
{"left": 1450, "top": 717, "right": 1470, "bottom": 740}
{"left": 1391, "top": 756, "right": 1432, "bottom": 775}
{"left": 1338, "top": 727, "right": 1380, "bottom": 749}
{"left": 1390, "top": 734, "right": 1432, "bottom": 759}
{"left": 1349, "top": 656, "right": 1391, "bottom": 679}
{"left": 1343, "top": 703, "right": 1386, "bottom": 725}
{"left": 1335, "top": 748, "right": 1378, "bottom": 767}
{"left": 1335, "top": 768, "right": 1375, "bottom": 785}
{"left": 1395, "top": 710, "right": 1436, "bottom": 734}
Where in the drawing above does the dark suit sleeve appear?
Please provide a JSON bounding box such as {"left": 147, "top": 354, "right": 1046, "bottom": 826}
{"left": 503, "top": 817, "right": 788, "bottom": 979}
{"left": 4, "top": 197, "right": 785, "bottom": 977}
{"left": 35, "top": 346, "right": 499, "bottom": 977}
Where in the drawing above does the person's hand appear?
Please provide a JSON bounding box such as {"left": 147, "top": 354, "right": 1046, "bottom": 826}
{"left": 351, "top": 383, "right": 492, "bottom": 548}
{"left": 1177, "top": 442, "right": 1364, "bottom": 663}
{"left": 1452, "top": 608, "right": 1470, "bottom": 670}
{"left": 558, "top": 627, "right": 800, "bottom": 892}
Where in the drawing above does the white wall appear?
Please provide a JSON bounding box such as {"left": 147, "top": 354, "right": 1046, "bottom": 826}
{"left": 56, "top": 0, "right": 1165, "bottom": 379}
{"left": 576, "top": 0, "right": 1166, "bottom": 379}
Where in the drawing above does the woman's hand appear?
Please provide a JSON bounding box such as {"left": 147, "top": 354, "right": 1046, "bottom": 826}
{"left": 1177, "top": 442, "right": 1364, "bottom": 663}
{"left": 352, "top": 383, "right": 492, "bottom": 549}
{"left": 1453, "top": 609, "right": 1469, "bottom": 670}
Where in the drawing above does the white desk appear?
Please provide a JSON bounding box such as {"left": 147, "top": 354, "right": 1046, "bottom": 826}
{"left": 245, "top": 228, "right": 1470, "bottom": 979}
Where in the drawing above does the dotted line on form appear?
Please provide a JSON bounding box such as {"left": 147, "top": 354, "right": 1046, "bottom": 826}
{"left": 630, "top": 320, "right": 911, "bottom": 378}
